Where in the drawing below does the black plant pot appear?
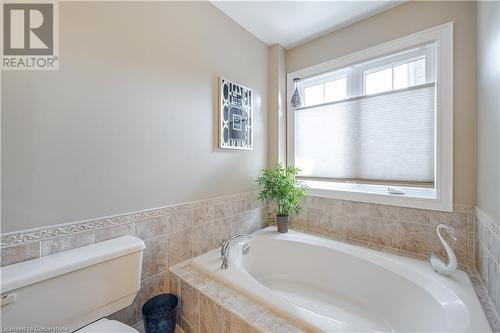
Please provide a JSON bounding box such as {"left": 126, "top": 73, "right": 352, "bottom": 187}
{"left": 276, "top": 215, "right": 289, "bottom": 233}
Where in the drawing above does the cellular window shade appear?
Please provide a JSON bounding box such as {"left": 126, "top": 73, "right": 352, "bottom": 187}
{"left": 295, "top": 83, "right": 435, "bottom": 182}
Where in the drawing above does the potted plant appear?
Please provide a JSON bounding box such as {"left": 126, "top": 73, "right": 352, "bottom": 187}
{"left": 257, "top": 163, "right": 307, "bottom": 233}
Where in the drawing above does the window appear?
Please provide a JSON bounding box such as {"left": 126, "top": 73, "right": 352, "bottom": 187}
{"left": 365, "top": 57, "right": 426, "bottom": 94}
{"left": 304, "top": 75, "right": 347, "bottom": 107}
{"left": 296, "top": 44, "right": 435, "bottom": 184}
{"left": 287, "top": 23, "right": 453, "bottom": 211}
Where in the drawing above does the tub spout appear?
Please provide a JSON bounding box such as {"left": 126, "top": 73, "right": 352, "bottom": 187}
{"left": 428, "top": 224, "right": 457, "bottom": 276}
{"left": 220, "top": 234, "right": 252, "bottom": 269}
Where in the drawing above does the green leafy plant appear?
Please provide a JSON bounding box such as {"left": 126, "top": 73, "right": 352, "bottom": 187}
{"left": 257, "top": 163, "right": 307, "bottom": 216}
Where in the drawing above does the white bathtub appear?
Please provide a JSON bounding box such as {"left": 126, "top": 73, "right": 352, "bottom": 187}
{"left": 192, "top": 227, "right": 492, "bottom": 333}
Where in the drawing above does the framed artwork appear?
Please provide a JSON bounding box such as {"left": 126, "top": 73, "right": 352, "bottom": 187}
{"left": 219, "top": 77, "right": 253, "bottom": 150}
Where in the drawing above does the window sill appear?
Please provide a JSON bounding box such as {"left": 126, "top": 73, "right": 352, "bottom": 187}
{"left": 303, "top": 180, "right": 452, "bottom": 212}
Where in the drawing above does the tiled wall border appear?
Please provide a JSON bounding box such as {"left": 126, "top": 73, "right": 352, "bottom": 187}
{"left": 0, "top": 192, "right": 260, "bottom": 248}
{"left": 0, "top": 191, "right": 259, "bottom": 248}
{"left": 477, "top": 207, "right": 500, "bottom": 239}
{"left": 476, "top": 207, "right": 500, "bottom": 331}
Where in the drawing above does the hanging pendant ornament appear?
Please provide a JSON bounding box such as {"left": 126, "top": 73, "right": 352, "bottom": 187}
{"left": 290, "top": 78, "right": 303, "bottom": 108}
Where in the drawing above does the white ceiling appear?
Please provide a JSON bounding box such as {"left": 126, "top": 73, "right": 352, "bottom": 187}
{"left": 211, "top": 1, "right": 404, "bottom": 49}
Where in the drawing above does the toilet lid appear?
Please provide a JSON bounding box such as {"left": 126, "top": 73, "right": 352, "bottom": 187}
{"left": 76, "top": 318, "right": 139, "bottom": 333}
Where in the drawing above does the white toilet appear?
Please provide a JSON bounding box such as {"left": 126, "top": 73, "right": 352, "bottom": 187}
{"left": 1, "top": 235, "right": 146, "bottom": 332}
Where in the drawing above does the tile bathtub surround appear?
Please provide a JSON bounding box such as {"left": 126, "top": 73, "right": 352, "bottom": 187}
{"left": 476, "top": 207, "right": 500, "bottom": 329}
{"left": 169, "top": 260, "right": 308, "bottom": 333}
{"left": 167, "top": 233, "right": 500, "bottom": 333}
{"left": 0, "top": 191, "right": 267, "bottom": 328}
{"left": 286, "top": 196, "right": 476, "bottom": 268}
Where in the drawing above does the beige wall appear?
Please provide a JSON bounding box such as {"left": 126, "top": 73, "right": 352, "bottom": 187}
{"left": 286, "top": 1, "right": 477, "bottom": 205}
{"left": 476, "top": 1, "right": 500, "bottom": 224}
{"left": 267, "top": 44, "right": 287, "bottom": 167}
{"left": 1, "top": 2, "right": 268, "bottom": 233}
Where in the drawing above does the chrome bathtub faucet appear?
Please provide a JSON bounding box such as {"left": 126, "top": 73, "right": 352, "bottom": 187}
{"left": 220, "top": 234, "right": 252, "bottom": 269}
{"left": 428, "top": 224, "right": 458, "bottom": 276}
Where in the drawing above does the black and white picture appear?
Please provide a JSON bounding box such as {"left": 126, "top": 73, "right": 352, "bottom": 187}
{"left": 219, "top": 78, "right": 253, "bottom": 150}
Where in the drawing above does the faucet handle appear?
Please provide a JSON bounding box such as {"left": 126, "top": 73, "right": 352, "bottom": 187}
{"left": 220, "top": 239, "right": 227, "bottom": 257}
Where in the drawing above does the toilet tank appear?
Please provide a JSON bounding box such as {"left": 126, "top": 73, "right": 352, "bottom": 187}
{"left": 0, "top": 235, "right": 145, "bottom": 332}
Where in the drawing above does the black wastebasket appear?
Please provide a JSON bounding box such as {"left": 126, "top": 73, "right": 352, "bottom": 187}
{"left": 142, "top": 294, "right": 178, "bottom": 333}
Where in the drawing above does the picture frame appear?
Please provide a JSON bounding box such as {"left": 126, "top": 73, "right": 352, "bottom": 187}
{"left": 218, "top": 77, "right": 253, "bottom": 150}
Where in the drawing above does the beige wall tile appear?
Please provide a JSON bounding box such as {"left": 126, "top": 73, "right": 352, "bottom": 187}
{"left": 234, "top": 208, "right": 266, "bottom": 235}
{"left": 142, "top": 235, "right": 168, "bottom": 280}
{"left": 487, "top": 229, "right": 500, "bottom": 265}
{"left": 343, "top": 201, "right": 373, "bottom": 218}
{"left": 164, "top": 272, "right": 181, "bottom": 323}
{"left": 199, "top": 293, "right": 223, "bottom": 333}
{"left": 294, "top": 196, "right": 475, "bottom": 268}
{"left": 430, "top": 211, "right": 468, "bottom": 230}
{"left": 304, "top": 207, "right": 326, "bottom": 232}
{"left": 95, "top": 223, "right": 134, "bottom": 242}
{"left": 368, "top": 218, "right": 401, "bottom": 248}
{"left": 222, "top": 309, "right": 258, "bottom": 333}
{"left": 180, "top": 316, "right": 199, "bottom": 333}
{"left": 479, "top": 242, "right": 489, "bottom": 285}
{"left": 207, "top": 286, "right": 266, "bottom": 324}
{"left": 1, "top": 242, "right": 40, "bottom": 266}
{"left": 346, "top": 215, "right": 371, "bottom": 242}
{"left": 397, "top": 207, "right": 430, "bottom": 225}
{"left": 467, "top": 232, "right": 475, "bottom": 269}
{"left": 168, "top": 229, "right": 193, "bottom": 267}
{"left": 41, "top": 231, "right": 95, "bottom": 256}
{"left": 180, "top": 281, "right": 199, "bottom": 328}
{"left": 467, "top": 214, "right": 475, "bottom": 233}
{"left": 167, "top": 211, "right": 193, "bottom": 234}
{"left": 370, "top": 204, "right": 400, "bottom": 221}
{"left": 135, "top": 217, "right": 166, "bottom": 240}
{"left": 253, "top": 311, "right": 306, "bottom": 333}
{"left": 322, "top": 213, "right": 344, "bottom": 237}
{"left": 168, "top": 271, "right": 180, "bottom": 295}
{"left": 192, "top": 219, "right": 228, "bottom": 257}
{"left": 222, "top": 200, "right": 245, "bottom": 218}
{"left": 399, "top": 222, "right": 430, "bottom": 255}
{"left": 193, "top": 205, "right": 217, "bottom": 226}
{"left": 496, "top": 263, "right": 500, "bottom": 316}
{"left": 475, "top": 231, "right": 480, "bottom": 271}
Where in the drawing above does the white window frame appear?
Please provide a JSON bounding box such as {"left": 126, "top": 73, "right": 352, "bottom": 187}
{"left": 286, "top": 23, "right": 453, "bottom": 212}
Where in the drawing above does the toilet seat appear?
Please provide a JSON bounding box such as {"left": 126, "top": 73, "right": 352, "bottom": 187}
{"left": 76, "top": 318, "right": 139, "bottom": 333}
